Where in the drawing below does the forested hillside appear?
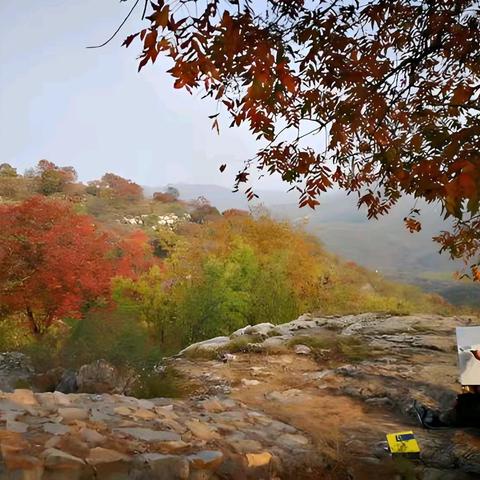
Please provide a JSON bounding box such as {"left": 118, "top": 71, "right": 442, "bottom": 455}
{"left": 0, "top": 161, "right": 457, "bottom": 380}
{"left": 147, "top": 183, "right": 480, "bottom": 308}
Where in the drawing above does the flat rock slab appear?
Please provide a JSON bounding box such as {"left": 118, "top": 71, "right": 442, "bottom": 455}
{"left": 43, "top": 423, "right": 70, "bottom": 436}
{"left": 8, "top": 389, "right": 38, "bottom": 406}
{"left": 278, "top": 433, "right": 310, "bottom": 449}
{"left": 114, "top": 427, "right": 181, "bottom": 442}
{"left": 188, "top": 450, "right": 224, "bottom": 470}
{"left": 135, "top": 453, "right": 190, "bottom": 479}
{"left": 58, "top": 407, "right": 89, "bottom": 422}
{"left": 42, "top": 448, "right": 85, "bottom": 468}
{"left": 86, "top": 447, "right": 131, "bottom": 465}
{"left": 185, "top": 420, "right": 220, "bottom": 441}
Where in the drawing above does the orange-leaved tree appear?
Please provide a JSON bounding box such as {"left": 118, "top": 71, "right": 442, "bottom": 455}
{"left": 123, "top": 0, "right": 480, "bottom": 277}
{"left": 87, "top": 173, "right": 143, "bottom": 201}
{"left": 114, "top": 229, "right": 157, "bottom": 277}
{"left": 33, "top": 159, "right": 77, "bottom": 196}
{"left": 0, "top": 196, "right": 152, "bottom": 334}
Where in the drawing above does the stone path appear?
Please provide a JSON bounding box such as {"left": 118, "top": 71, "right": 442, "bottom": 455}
{"left": 0, "top": 387, "right": 322, "bottom": 479}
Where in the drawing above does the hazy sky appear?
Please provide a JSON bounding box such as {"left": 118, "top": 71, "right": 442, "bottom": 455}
{"left": 0, "top": 0, "right": 282, "bottom": 188}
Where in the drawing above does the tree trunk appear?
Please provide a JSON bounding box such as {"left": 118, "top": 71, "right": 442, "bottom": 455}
{"left": 26, "top": 306, "right": 41, "bottom": 336}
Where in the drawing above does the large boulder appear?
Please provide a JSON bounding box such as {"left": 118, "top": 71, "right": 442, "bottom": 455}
{"left": 55, "top": 369, "right": 78, "bottom": 394}
{"left": 243, "top": 323, "right": 275, "bottom": 339}
{"left": 0, "top": 352, "right": 34, "bottom": 392}
{"left": 178, "top": 337, "right": 231, "bottom": 356}
{"left": 76, "top": 359, "right": 137, "bottom": 395}
{"left": 22, "top": 367, "right": 78, "bottom": 394}
{"left": 31, "top": 367, "right": 65, "bottom": 392}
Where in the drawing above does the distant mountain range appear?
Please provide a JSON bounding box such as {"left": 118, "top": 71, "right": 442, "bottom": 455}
{"left": 143, "top": 183, "right": 298, "bottom": 211}
{"left": 270, "top": 196, "right": 460, "bottom": 275}
{"left": 144, "top": 183, "right": 480, "bottom": 306}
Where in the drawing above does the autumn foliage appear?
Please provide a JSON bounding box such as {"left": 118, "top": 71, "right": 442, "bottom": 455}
{"left": 115, "top": 230, "right": 157, "bottom": 278}
{"left": 114, "top": 212, "right": 449, "bottom": 349}
{"left": 0, "top": 182, "right": 452, "bottom": 366}
{"left": 126, "top": 0, "right": 480, "bottom": 276}
{"left": 0, "top": 197, "right": 152, "bottom": 334}
{"left": 87, "top": 173, "right": 143, "bottom": 201}
{"left": 153, "top": 192, "right": 177, "bottom": 203}
{"left": 34, "top": 159, "right": 77, "bottom": 196}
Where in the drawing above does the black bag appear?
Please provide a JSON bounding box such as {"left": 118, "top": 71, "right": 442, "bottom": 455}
{"left": 455, "top": 393, "right": 480, "bottom": 427}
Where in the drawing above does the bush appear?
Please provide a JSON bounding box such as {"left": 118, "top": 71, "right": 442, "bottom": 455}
{"left": 61, "top": 310, "right": 163, "bottom": 371}
{"left": 130, "top": 367, "right": 195, "bottom": 399}
{"left": 177, "top": 243, "right": 259, "bottom": 343}
{"left": 153, "top": 192, "right": 177, "bottom": 203}
{"left": 22, "top": 327, "right": 66, "bottom": 371}
{"left": 0, "top": 316, "right": 32, "bottom": 352}
{"left": 189, "top": 197, "right": 220, "bottom": 223}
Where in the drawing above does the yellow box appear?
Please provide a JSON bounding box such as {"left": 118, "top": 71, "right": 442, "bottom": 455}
{"left": 386, "top": 431, "right": 420, "bottom": 454}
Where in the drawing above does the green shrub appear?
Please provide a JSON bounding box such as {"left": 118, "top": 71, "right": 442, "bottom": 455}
{"left": 22, "top": 327, "right": 65, "bottom": 371}
{"left": 287, "top": 335, "right": 333, "bottom": 351}
{"left": 224, "top": 335, "right": 263, "bottom": 352}
{"left": 337, "top": 336, "right": 376, "bottom": 362}
{"left": 182, "top": 347, "right": 220, "bottom": 360}
{"left": 130, "top": 367, "right": 195, "bottom": 399}
{"left": 61, "top": 310, "right": 163, "bottom": 371}
{"left": 0, "top": 316, "right": 32, "bottom": 352}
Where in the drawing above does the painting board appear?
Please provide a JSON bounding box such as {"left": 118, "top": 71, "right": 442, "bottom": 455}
{"left": 456, "top": 326, "right": 480, "bottom": 385}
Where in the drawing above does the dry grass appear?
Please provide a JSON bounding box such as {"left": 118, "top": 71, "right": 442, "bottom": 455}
{"left": 287, "top": 334, "right": 377, "bottom": 363}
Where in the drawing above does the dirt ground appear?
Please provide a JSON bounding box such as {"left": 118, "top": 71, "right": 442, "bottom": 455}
{"left": 174, "top": 314, "right": 480, "bottom": 479}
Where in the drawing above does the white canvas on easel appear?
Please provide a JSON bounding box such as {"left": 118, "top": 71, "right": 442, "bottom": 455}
{"left": 456, "top": 326, "right": 480, "bottom": 386}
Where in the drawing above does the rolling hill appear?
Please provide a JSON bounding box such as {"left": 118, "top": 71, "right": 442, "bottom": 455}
{"left": 146, "top": 183, "right": 480, "bottom": 307}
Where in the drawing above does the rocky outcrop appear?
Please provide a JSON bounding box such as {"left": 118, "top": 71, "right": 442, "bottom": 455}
{"left": 0, "top": 352, "right": 33, "bottom": 392}
{"left": 55, "top": 370, "right": 78, "bottom": 394}
{"left": 178, "top": 337, "right": 231, "bottom": 357}
{"left": 172, "top": 312, "right": 480, "bottom": 478}
{"left": 11, "top": 359, "right": 137, "bottom": 396}
{"left": 1, "top": 313, "right": 480, "bottom": 479}
{"left": 76, "top": 359, "right": 138, "bottom": 395}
